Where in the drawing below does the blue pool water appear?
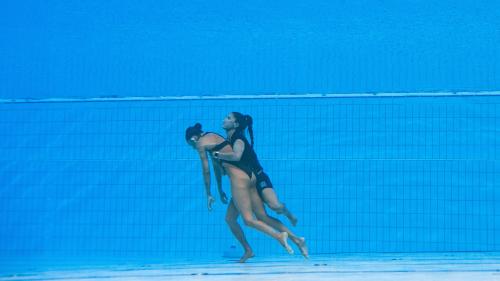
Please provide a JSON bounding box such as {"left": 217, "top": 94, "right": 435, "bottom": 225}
{"left": 1, "top": 2, "right": 499, "bottom": 278}
{"left": 0, "top": 95, "right": 498, "bottom": 270}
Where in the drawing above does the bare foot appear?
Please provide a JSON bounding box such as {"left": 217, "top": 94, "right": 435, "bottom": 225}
{"left": 278, "top": 232, "right": 294, "bottom": 254}
{"left": 238, "top": 250, "right": 255, "bottom": 263}
{"left": 292, "top": 237, "right": 309, "bottom": 259}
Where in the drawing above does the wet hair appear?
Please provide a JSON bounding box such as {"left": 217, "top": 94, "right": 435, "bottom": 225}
{"left": 232, "top": 112, "right": 254, "bottom": 147}
{"left": 185, "top": 123, "right": 203, "bottom": 142}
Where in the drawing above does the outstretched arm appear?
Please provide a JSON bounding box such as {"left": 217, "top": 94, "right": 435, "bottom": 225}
{"left": 197, "top": 145, "right": 215, "bottom": 211}
{"left": 211, "top": 159, "right": 228, "bottom": 204}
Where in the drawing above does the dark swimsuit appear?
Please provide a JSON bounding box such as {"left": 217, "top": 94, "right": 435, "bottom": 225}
{"left": 202, "top": 132, "right": 230, "bottom": 152}
{"left": 202, "top": 132, "right": 230, "bottom": 170}
{"left": 224, "top": 132, "right": 274, "bottom": 197}
{"left": 209, "top": 140, "right": 230, "bottom": 152}
{"left": 204, "top": 131, "right": 274, "bottom": 197}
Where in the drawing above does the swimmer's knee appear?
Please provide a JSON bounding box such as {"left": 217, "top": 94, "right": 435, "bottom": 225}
{"left": 269, "top": 203, "right": 285, "bottom": 214}
{"left": 242, "top": 217, "right": 257, "bottom": 227}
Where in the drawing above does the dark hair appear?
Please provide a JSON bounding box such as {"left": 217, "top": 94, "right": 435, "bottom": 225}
{"left": 185, "top": 123, "right": 203, "bottom": 142}
{"left": 232, "top": 112, "right": 254, "bottom": 147}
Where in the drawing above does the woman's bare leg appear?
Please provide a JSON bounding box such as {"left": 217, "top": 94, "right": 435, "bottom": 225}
{"left": 251, "top": 187, "right": 309, "bottom": 258}
{"left": 261, "top": 188, "right": 298, "bottom": 226}
{"left": 227, "top": 167, "right": 293, "bottom": 254}
{"left": 225, "top": 199, "right": 254, "bottom": 262}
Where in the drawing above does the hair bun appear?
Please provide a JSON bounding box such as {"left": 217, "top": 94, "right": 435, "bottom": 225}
{"left": 194, "top": 123, "right": 202, "bottom": 130}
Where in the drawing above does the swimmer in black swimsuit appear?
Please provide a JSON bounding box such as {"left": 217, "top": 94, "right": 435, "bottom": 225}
{"left": 214, "top": 113, "right": 309, "bottom": 258}
{"left": 186, "top": 123, "right": 294, "bottom": 261}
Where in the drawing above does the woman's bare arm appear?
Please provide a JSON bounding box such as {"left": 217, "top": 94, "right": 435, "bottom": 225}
{"left": 211, "top": 158, "right": 228, "bottom": 204}
{"left": 196, "top": 144, "right": 216, "bottom": 211}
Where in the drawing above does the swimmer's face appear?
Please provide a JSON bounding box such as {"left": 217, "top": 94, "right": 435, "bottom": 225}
{"left": 222, "top": 113, "right": 238, "bottom": 130}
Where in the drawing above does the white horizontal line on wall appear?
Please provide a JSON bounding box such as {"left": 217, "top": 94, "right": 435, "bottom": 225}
{"left": 1, "top": 91, "right": 500, "bottom": 104}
